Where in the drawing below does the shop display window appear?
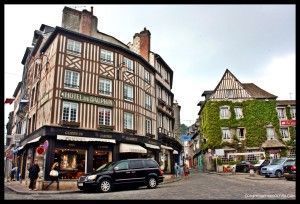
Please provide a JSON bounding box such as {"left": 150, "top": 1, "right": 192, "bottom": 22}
{"left": 54, "top": 148, "right": 86, "bottom": 179}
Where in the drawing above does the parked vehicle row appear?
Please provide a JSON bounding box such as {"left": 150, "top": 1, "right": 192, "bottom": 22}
{"left": 231, "top": 157, "right": 296, "bottom": 181}
{"left": 261, "top": 157, "right": 295, "bottom": 178}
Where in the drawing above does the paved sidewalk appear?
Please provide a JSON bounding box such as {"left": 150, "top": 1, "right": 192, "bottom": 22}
{"left": 5, "top": 175, "right": 181, "bottom": 194}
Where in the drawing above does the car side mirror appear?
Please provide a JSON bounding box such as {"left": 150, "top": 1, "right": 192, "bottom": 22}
{"left": 114, "top": 166, "right": 119, "bottom": 171}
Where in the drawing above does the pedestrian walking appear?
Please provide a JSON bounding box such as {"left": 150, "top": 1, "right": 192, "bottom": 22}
{"left": 174, "top": 163, "right": 179, "bottom": 178}
{"left": 28, "top": 159, "right": 40, "bottom": 191}
{"left": 184, "top": 164, "right": 190, "bottom": 178}
{"left": 10, "top": 165, "right": 17, "bottom": 181}
{"left": 45, "top": 162, "right": 60, "bottom": 190}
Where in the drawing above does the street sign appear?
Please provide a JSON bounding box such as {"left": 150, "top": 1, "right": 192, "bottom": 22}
{"left": 180, "top": 135, "right": 191, "bottom": 142}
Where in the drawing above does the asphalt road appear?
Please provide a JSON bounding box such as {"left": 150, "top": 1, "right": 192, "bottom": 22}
{"left": 4, "top": 172, "right": 296, "bottom": 200}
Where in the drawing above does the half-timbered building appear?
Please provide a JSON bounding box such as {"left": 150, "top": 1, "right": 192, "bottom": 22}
{"left": 11, "top": 7, "right": 182, "bottom": 190}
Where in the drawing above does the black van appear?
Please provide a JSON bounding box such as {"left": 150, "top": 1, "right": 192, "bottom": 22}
{"left": 77, "top": 158, "right": 164, "bottom": 192}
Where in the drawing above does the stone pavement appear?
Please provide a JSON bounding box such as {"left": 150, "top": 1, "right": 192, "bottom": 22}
{"left": 5, "top": 174, "right": 182, "bottom": 195}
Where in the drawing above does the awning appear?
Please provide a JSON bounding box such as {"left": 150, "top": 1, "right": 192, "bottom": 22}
{"left": 160, "top": 145, "right": 173, "bottom": 150}
{"left": 173, "top": 150, "right": 179, "bottom": 154}
{"left": 145, "top": 143, "right": 160, "bottom": 150}
{"left": 227, "top": 151, "right": 265, "bottom": 159}
{"left": 27, "top": 136, "right": 41, "bottom": 144}
{"left": 119, "top": 143, "right": 147, "bottom": 154}
{"left": 57, "top": 135, "right": 116, "bottom": 143}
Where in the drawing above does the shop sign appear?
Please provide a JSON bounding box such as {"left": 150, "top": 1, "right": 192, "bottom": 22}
{"left": 122, "top": 135, "right": 138, "bottom": 141}
{"left": 280, "top": 119, "right": 296, "bottom": 126}
{"left": 61, "top": 91, "right": 114, "bottom": 107}
{"left": 64, "top": 131, "right": 83, "bottom": 136}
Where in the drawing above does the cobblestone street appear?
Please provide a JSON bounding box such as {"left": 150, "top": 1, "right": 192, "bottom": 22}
{"left": 5, "top": 172, "right": 295, "bottom": 200}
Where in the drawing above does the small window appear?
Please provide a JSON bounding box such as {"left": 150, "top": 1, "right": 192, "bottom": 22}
{"left": 100, "top": 49, "right": 114, "bottom": 64}
{"left": 99, "top": 78, "right": 112, "bottom": 96}
{"left": 225, "top": 90, "right": 234, "bottom": 98}
{"left": 280, "top": 128, "right": 289, "bottom": 139}
{"left": 157, "top": 86, "right": 162, "bottom": 99}
{"left": 99, "top": 107, "right": 112, "bottom": 126}
{"left": 157, "top": 113, "right": 163, "bottom": 128}
{"left": 220, "top": 106, "right": 230, "bottom": 119}
{"left": 124, "top": 57, "right": 133, "bottom": 73}
{"left": 234, "top": 107, "right": 243, "bottom": 119}
{"left": 124, "top": 84, "right": 134, "bottom": 102}
{"left": 145, "top": 118, "right": 152, "bottom": 134}
{"left": 62, "top": 101, "right": 78, "bottom": 122}
{"left": 64, "top": 70, "right": 80, "bottom": 89}
{"left": 222, "top": 128, "right": 231, "bottom": 140}
{"left": 145, "top": 94, "right": 151, "bottom": 110}
{"left": 277, "top": 107, "right": 286, "bottom": 119}
{"left": 66, "top": 39, "right": 81, "bottom": 54}
{"left": 115, "top": 161, "right": 129, "bottom": 170}
{"left": 129, "top": 160, "right": 144, "bottom": 169}
{"left": 266, "top": 127, "right": 275, "bottom": 140}
{"left": 236, "top": 128, "right": 245, "bottom": 139}
{"left": 124, "top": 112, "right": 134, "bottom": 130}
{"left": 145, "top": 70, "right": 150, "bottom": 83}
{"left": 290, "top": 107, "right": 296, "bottom": 119}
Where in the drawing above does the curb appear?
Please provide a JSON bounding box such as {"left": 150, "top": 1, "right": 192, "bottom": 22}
{"left": 244, "top": 177, "right": 286, "bottom": 181}
{"left": 6, "top": 178, "right": 181, "bottom": 194}
{"left": 5, "top": 185, "right": 78, "bottom": 195}
{"left": 163, "top": 178, "right": 182, "bottom": 184}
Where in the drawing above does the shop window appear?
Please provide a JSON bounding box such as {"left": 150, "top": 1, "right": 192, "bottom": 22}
{"left": 54, "top": 148, "right": 86, "bottom": 179}
{"left": 93, "top": 150, "right": 110, "bottom": 171}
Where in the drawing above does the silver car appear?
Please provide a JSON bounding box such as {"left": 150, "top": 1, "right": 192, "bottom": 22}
{"left": 261, "top": 157, "right": 294, "bottom": 178}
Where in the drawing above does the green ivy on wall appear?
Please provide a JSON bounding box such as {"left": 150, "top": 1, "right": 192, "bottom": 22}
{"left": 200, "top": 99, "right": 282, "bottom": 151}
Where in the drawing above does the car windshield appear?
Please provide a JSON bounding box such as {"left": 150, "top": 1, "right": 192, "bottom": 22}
{"left": 270, "top": 159, "right": 285, "bottom": 165}
{"left": 284, "top": 160, "right": 295, "bottom": 166}
{"left": 96, "top": 162, "right": 115, "bottom": 171}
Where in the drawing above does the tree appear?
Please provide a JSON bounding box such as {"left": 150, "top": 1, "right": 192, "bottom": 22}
{"left": 180, "top": 124, "right": 188, "bottom": 136}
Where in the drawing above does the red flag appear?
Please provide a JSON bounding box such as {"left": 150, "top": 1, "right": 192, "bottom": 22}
{"left": 4, "top": 98, "right": 14, "bottom": 104}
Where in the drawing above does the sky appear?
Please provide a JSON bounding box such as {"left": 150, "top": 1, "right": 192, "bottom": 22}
{"left": 4, "top": 5, "right": 295, "bottom": 134}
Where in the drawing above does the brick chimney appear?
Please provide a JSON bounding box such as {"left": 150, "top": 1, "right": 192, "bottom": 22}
{"left": 130, "top": 27, "right": 151, "bottom": 61}
{"left": 62, "top": 6, "right": 98, "bottom": 36}
{"left": 139, "top": 27, "right": 151, "bottom": 61}
{"left": 79, "top": 9, "right": 93, "bottom": 36}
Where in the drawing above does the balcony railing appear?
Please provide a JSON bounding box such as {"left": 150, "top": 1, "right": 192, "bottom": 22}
{"left": 97, "top": 125, "right": 114, "bottom": 131}
{"left": 60, "top": 120, "right": 80, "bottom": 127}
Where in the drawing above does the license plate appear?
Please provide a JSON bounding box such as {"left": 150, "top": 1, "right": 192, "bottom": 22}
{"left": 78, "top": 183, "right": 83, "bottom": 186}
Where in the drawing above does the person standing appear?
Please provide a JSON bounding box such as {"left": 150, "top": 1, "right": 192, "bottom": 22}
{"left": 45, "top": 162, "right": 60, "bottom": 190}
{"left": 28, "top": 159, "right": 40, "bottom": 191}
{"left": 174, "top": 163, "right": 179, "bottom": 178}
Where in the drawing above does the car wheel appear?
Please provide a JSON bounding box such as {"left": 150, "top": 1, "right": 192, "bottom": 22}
{"left": 99, "top": 179, "right": 112, "bottom": 193}
{"left": 147, "top": 177, "right": 157, "bottom": 189}
{"left": 275, "top": 170, "right": 282, "bottom": 178}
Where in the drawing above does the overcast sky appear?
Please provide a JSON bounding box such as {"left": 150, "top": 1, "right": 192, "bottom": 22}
{"left": 4, "top": 4, "right": 295, "bottom": 133}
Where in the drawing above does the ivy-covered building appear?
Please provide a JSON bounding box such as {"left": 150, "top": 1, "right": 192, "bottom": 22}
{"left": 197, "top": 69, "right": 295, "bottom": 163}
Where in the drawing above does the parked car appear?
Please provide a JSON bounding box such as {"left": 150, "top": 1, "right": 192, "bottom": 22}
{"left": 261, "top": 157, "right": 294, "bottom": 178}
{"left": 283, "top": 159, "right": 296, "bottom": 181}
{"left": 235, "top": 161, "right": 254, "bottom": 173}
{"left": 253, "top": 159, "right": 270, "bottom": 175}
{"left": 77, "top": 158, "right": 164, "bottom": 192}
